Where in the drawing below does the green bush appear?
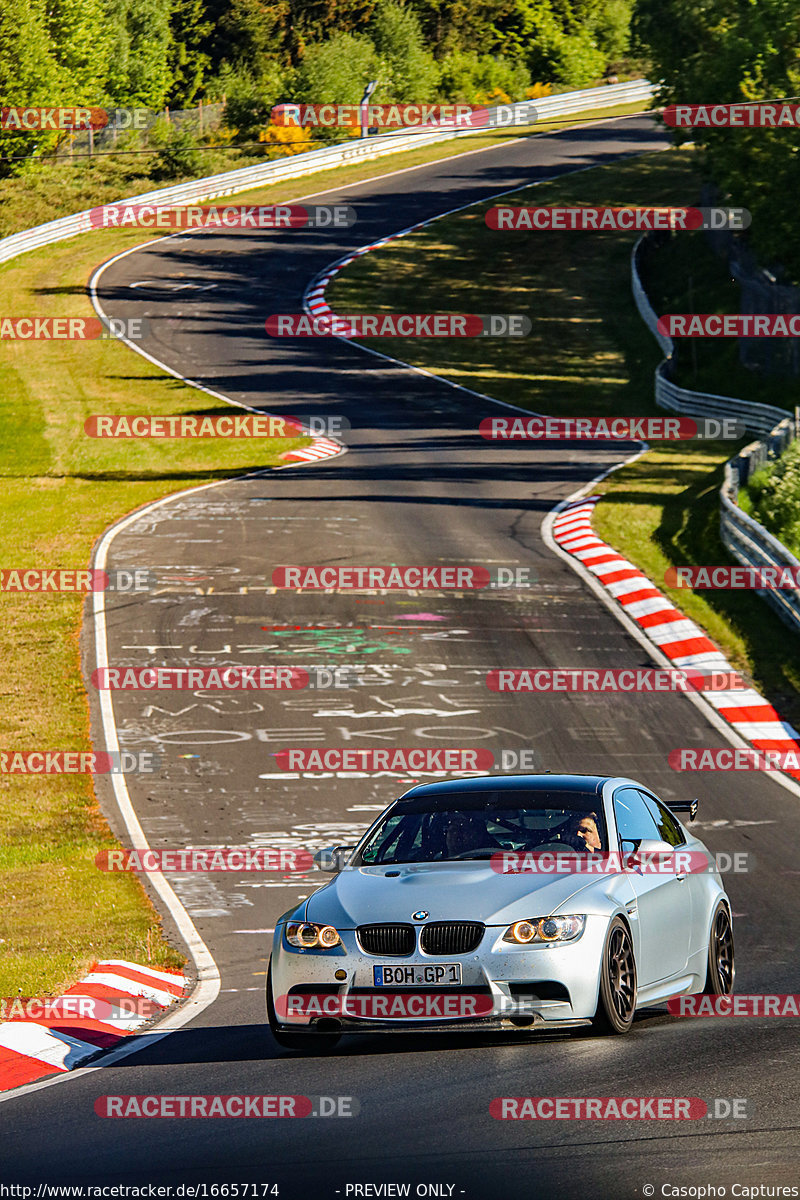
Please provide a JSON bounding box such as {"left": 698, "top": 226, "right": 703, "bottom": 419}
{"left": 437, "top": 51, "right": 531, "bottom": 103}
{"left": 592, "top": 0, "right": 633, "bottom": 64}
{"left": 294, "top": 32, "right": 383, "bottom": 104}
{"left": 147, "top": 117, "right": 205, "bottom": 178}
{"left": 212, "top": 64, "right": 294, "bottom": 141}
{"left": 742, "top": 441, "right": 800, "bottom": 557}
{"left": 526, "top": 15, "right": 606, "bottom": 89}
{"left": 368, "top": 2, "right": 440, "bottom": 100}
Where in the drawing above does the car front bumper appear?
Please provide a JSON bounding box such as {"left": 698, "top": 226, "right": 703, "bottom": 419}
{"left": 269, "top": 919, "right": 608, "bottom": 1033}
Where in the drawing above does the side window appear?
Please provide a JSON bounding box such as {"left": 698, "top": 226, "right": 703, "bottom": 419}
{"left": 612, "top": 787, "right": 661, "bottom": 848}
{"left": 639, "top": 792, "right": 686, "bottom": 847}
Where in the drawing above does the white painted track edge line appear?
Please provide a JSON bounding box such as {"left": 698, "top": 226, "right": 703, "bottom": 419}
{"left": 88, "top": 243, "right": 346, "bottom": 463}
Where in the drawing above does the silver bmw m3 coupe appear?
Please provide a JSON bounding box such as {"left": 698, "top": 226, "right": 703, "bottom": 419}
{"left": 266, "top": 774, "right": 734, "bottom": 1050}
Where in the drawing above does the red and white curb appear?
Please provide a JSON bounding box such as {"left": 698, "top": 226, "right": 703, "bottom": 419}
{"left": 305, "top": 230, "right": 404, "bottom": 325}
{"left": 0, "top": 960, "right": 187, "bottom": 1091}
{"left": 280, "top": 435, "right": 342, "bottom": 464}
{"left": 551, "top": 497, "right": 800, "bottom": 780}
{"left": 305, "top": 186, "right": 800, "bottom": 795}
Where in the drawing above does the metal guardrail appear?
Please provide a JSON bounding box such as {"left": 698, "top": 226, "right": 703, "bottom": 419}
{"left": 654, "top": 363, "right": 789, "bottom": 437}
{"left": 630, "top": 237, "right": 674, "bottom": 358}
{"left": 721, "top": 455, "right": 800, "bottom": 632}
{"left": 631, "top": 233, "right": 800, "bottom": 634}
{"left": 0, "top": 81, "right": 654, "bottom": 266}
{"left": 727, "top": 416, "right": 797, "bottom": 485}
{"left": 631, "top": 237, "right": 788, "bottom": 436}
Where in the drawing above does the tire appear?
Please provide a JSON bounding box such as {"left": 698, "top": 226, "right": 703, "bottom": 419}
{"left": 591, "top": 917, "right": 637, "bottom": 1035}
{"left": 702, "top": 903, "right": 735, "bottom": 995}
{"left": 266, "top": 959, "right": 341, "bottom": 1053}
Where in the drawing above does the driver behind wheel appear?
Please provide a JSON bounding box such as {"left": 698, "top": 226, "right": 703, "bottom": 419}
{"left": 565, "top": 812, "right": 603, "bottom": 852}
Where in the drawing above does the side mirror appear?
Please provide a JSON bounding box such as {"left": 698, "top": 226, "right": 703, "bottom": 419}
{"left": 313, "top": 845, "right": 355, "bottom": 872}
{"left": 667, "top": 799, "right": 698, "bottom": 822}
{"left": 634, "top": 839, "right": 676, "bottom": 856}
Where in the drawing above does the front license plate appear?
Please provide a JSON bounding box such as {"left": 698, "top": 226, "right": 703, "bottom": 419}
{"left": 373, "top": 963, "right": 462, "bottom": 986}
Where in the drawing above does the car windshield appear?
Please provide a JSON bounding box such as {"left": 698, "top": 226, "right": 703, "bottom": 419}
{"left": 356, "top": 789, "right": 608, "bottom": 865}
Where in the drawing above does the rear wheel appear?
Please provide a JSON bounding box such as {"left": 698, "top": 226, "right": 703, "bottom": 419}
{"left": 591, "top": 917, "right": 637, "bottom": 1035}
{"left": 702, "top": 903, "right": 735, "bottom": 995}
{"left": 266, "top": 959, "right": 341, "bottom": 1053}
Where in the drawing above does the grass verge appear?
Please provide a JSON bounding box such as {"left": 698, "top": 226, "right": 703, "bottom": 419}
{"left": 327, "top": 144, "right": 800, "bottom": 727}
{"left": 0, "top": 227, "right": 308, "bottom": 999}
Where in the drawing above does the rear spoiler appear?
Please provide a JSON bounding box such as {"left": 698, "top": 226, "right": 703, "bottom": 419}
{"left": 667, "top": 798, "right": 698, "bottom": 822}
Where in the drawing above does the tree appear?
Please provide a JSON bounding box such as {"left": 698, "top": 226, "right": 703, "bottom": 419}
{"left": 634, "top": 0, "right": 800, "bottom": 279}
{"left": 405, "top": 0, "right": 519, "bottom": 56}
{"left": 103, "top": 0, "right": 176, "bottom": 109}
{"left": 0, "top": 0, "right": 72, "bottom": 172}
{"left": 169, "top": 0, "right": 212, "bottom": 105}
{"left": 47, "top": 0, "right": 115, "bottom": 101}
{"left": 205, "top": 0, "right": 290, "bottom": 72}
{"left": 294, "top": 31, "right": 381, "bottom": 102}
{"left": 368, "top": 2, "right": 439, "bottom": 100}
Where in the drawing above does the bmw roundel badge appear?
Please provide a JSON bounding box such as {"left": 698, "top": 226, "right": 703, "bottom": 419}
{"left": 412, "top": 910, "right": 429, "bottom": 920}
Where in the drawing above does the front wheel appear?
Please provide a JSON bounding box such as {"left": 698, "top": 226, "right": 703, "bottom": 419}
{"left": 702, "top": 903, "right": 735, "bottom": 995}
{"left": 266, "top": 959, "right": 341, "bottom": 1053}
{"left": 591, "top": 917, "right": 637, "bottom": 1035}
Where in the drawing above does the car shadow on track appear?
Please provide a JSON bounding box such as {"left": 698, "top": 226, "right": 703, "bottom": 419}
{"left": 100, "top": 1008, "right": 671, "bottom": 1067}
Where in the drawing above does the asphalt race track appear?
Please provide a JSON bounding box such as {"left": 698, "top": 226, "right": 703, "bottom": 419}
{"left": 4, "top": 116, "right": 800, "bottom": 1197}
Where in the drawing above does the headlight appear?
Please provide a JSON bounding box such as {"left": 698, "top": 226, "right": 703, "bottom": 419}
{"left": 502, "top": 915, "right": 586, "bottom": 944}
{"left": 285, "top": 921, "right": 342, "bottom": 949}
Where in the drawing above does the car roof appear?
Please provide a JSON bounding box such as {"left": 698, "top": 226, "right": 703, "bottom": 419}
{"left": 398, "top": 773, "right": 610, "bottom": 801}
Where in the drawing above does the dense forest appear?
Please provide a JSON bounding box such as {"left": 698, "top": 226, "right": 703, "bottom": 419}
{"left": 0, "top": 0, "right": 635, "bottom": 133}
{"left": 1, "top": 0, "right": 799, "bottom": 276}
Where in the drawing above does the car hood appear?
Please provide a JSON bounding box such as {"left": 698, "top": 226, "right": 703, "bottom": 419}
{"left": 304, "top": 861, "right": 621, "bottom": 927}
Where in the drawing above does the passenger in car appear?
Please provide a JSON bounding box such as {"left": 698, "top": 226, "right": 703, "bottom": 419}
{"left": 444, "top": 812, "right": 499, "bottom": 857}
